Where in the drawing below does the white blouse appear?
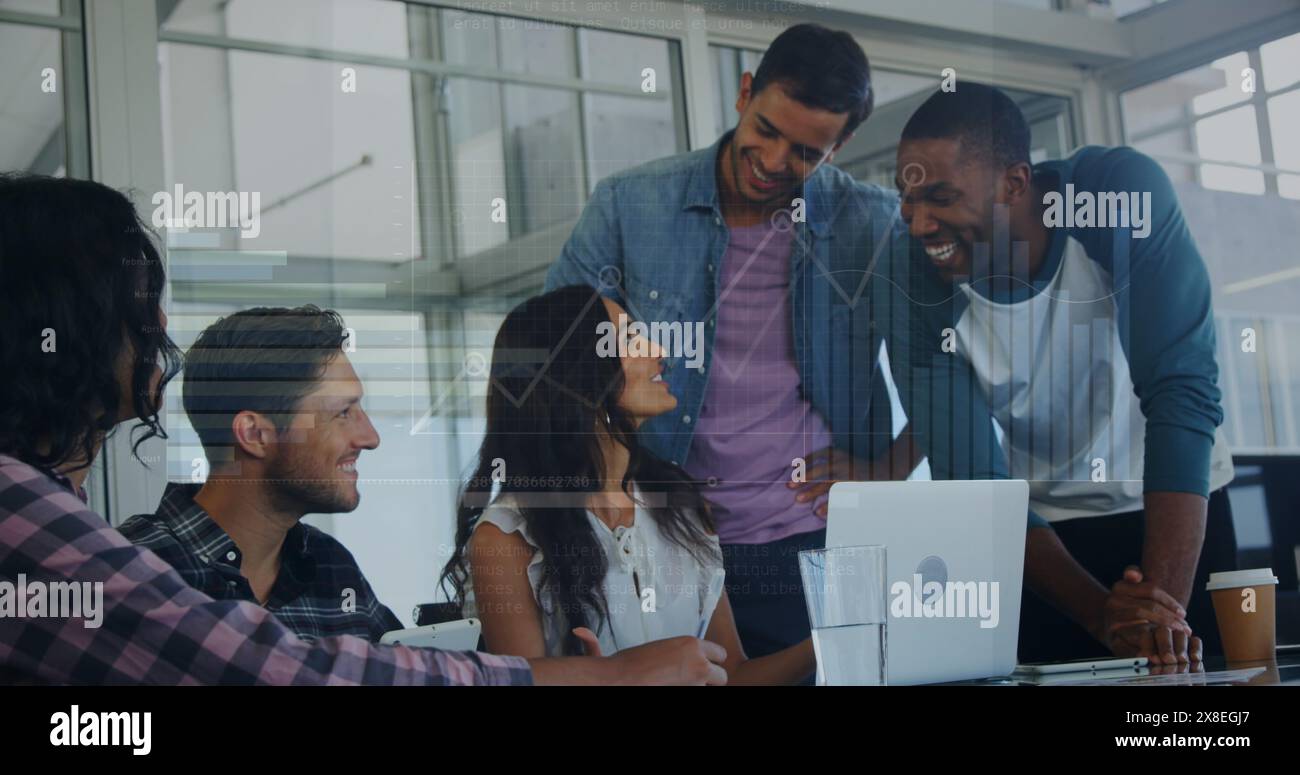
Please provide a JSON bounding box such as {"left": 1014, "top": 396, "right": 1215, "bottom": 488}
{"left": 464, "top": 491, "right": 725, "bottom": 657}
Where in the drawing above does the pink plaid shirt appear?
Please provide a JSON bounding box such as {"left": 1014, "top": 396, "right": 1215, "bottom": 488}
{"left": 0, "top": 454, "right": 530, "bottom": 686}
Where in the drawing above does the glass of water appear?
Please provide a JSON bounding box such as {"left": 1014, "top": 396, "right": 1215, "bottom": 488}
{"left": 798, "top": 545, "right": 887, "bottom": 686}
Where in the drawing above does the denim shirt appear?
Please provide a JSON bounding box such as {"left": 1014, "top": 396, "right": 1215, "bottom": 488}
{"left": 545, "top": 131, "right": 909, "bottom": 468}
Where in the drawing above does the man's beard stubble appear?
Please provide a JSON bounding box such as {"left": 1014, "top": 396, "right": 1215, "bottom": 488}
{"left": 265, "top": 446, "right": 358, "bottom": 516}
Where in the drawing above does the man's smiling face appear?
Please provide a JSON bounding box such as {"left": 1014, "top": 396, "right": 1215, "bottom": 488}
{"left": 896, "top": 136, "right": 1003, "bottom": 283}
{"left": 726, "top": 73, "right": 851, "bottom": 208}
{"left": 267, "top": 353, "right": 379, "bottom": 515}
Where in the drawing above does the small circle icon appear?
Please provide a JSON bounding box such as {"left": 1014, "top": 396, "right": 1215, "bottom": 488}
{"left": 770, "top": 208, "right": 794, "bottom": 232}
{"left": 901, "top": 162, "right": 927, "bottom": 188}
{"left": 465, "top": 351, "right": 487, "bottom": 377}
{"left": 597, "top": 265, "right": 623, "bottom": 291}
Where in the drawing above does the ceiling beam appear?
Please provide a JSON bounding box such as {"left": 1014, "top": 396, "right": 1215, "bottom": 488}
{"left": 1100, "top": 0, "right": 1300, "bottom": 90}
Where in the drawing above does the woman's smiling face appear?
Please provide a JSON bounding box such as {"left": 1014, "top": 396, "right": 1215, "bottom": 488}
{"left": 601, "top": 297, "right": 677, "bottom": 424}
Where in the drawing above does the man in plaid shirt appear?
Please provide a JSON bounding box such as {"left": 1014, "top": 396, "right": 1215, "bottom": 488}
{"left": 0, "top": 453, "right": 527, "bottom": 685}
{"left": 119, "top": 479, "right": 404, "bottom": 644}
{"left": 119, "top": 307, "right": 405, "bottom": 645}
{"left": 0, "top": 174, "right": 727, "bottom": 686}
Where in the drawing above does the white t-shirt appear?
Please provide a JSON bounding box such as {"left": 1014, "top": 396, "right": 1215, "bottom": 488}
{"left": 463, "top": 491, "right": 725, "bottom": 657}
{"left": 954, "top": 236, "right": 1234, "bottom": 521}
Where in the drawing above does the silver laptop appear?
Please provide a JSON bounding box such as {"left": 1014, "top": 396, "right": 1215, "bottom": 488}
{"left": 825, "top": 480, "right": 1029, "bottom": 685}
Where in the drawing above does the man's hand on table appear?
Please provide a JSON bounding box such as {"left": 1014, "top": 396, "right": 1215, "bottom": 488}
{"left": 1100, "top": 566, "right": 1203, "bottom": 665}
{"left": 1147, "top": 659, "right": 1206, "bottom": 677}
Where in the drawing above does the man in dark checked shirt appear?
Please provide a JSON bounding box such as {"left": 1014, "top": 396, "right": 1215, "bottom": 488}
{"left": 0, "top": 173, "right": 726, "bottom": 686}
{"left": 119, "top": 307, "right": 404, "bottom": 644}
{"left": 120, "top": 483, "right": 403, "bottom": 644}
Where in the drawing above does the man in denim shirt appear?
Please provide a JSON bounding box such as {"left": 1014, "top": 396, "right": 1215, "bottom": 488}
{"left": 546, "top": 24, "right": 915, "bottom": 657}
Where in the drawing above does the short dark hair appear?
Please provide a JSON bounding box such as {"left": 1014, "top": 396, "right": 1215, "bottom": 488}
{"left": 0, "top": 174, "right": 181, "bottom": 471}
{"left": 752, "top": 23, "right": 874, "bottom": 138}
{"left": 901, "top": 83, "right": 1031, "bottom": 169}
{"left": 183, "top": 306, "right": 347, "bottom": 461}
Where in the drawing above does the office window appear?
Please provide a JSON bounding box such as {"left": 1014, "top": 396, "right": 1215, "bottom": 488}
{"left": 1122, "top": 35, "right": 1300, "bottom": 454}
{"left": 1268, "top": 89, "right": 1300, "bottom": 200}
{"left": 160, "top": 43, "right": 421, "bottom": 261}
{"left": 1219, "top": 317, "right": 1272, "bottom": 451}
{"left": 1120, "top": 50, "right": 1296, "bottom": 195}
{"left": 1194, "top": 104, "right": 1265, "bottom": 195}
{"left": 1190, "top": 52, "right": 1252, "bottom": 114}
{"left": 163, "top": 0, "right": 411, "bottom": 58}
{"left": 1260, "top": 31, "right": 1300, "bottom": 93}
{"left": 580, "top": 28, "right": 684, "bottom": 190}
{"left": 709, "top": 44, "right": 763, "bottom": 139}
{"left": 441, "top": 12, "right": 683, "bottom": 255}
{"left": 0, "top": 22, "right": 64, "bottom": 174}
{"left": 440, "top": 11, "right": 511, "bottom": 259}
{"left": 441, "top": 11, "right": 582, "bottom": 253}
{"left": 0, "top": 3, "right": 85, "bottom": 177}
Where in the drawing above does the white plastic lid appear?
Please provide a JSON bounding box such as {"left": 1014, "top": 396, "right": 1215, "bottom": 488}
{"left": 1205, "top": 568, "right": 1278, "bottom": 591}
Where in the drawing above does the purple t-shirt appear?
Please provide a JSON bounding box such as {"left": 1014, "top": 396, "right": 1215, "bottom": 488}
{"left": 685, "top": 220, "right": 833, "bottom": 545}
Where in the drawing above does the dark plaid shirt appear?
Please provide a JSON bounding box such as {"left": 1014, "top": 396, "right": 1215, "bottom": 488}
{"left": 119, "top": 483, "right": 402, "bottom": 644}
{"left": 0, "top": 454, "right": 531, "bottom": 685}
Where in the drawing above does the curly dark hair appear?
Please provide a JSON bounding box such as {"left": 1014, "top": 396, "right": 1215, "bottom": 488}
{"left": 439, "top": 285, "right": 719, "bottom": 655}
{"left": 0, "top": 174, "right": 182, "bottom": 473}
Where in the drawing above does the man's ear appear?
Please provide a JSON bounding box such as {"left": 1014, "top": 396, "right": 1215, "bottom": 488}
{"left": 735, "top": 71, "right": 753, "bottom": 115}
{"left": 1003, "top": 161, "right": 1034, "bottom": 205}
{"left": 231, "top": 411, "right": 275, "bottom": 460}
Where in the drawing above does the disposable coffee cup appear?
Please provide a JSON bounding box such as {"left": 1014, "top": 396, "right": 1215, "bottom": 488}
{"left": 1206, "top": 568, "right": 1278, "bottom": 662}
